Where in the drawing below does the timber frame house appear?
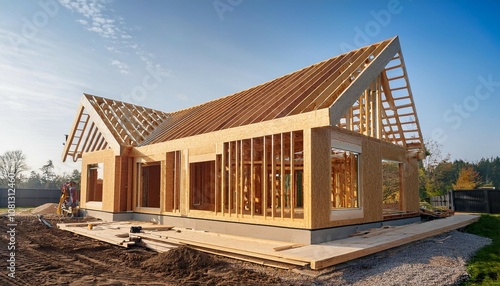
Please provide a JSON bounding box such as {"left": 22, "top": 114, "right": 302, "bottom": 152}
{"left": 63, "top": 36, "right": 425, "bottom": 244}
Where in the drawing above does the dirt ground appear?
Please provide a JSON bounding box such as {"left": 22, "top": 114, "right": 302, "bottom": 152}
{"left": 0, "top": 206, "right": 301, "bottom": 286}
{"left": 0, "top": 205, "right": 487, "bottom": 286}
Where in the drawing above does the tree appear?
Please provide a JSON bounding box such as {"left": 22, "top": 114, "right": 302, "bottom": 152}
{"left": 70, "top": 169, "right": 81, "bottom": 184}
{"left": 0, "top": 150, "right": 28, "bottom": 183}
{"left": 453, "top": 166, "right": 480, "bottom": 190}
{"left": 40, "top": 160, "right": 57, "bottom": 188}
{"left": 24, "top": 171, "right": 43, "bottom": 189}
{"left": 420, "top": 139, "right": 452, "bottom": 198}
{"left": 382, "top": 161, "right": 400, "bottom": 204}
{"left": 422, "top": 139, "right": 450, "bottom": 172}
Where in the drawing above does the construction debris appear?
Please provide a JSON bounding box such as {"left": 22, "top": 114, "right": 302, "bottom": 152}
{"left": 420, "top": 208, "right": 455, "bottom": 220}
{"left": 36, "top": 214, "right": 52, "bottom": 228}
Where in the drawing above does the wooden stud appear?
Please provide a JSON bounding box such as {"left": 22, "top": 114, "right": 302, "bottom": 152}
{"left": 263, "top": 136, "right": 268, "bottom": 219}
{"left": 280, "top": 133, "right": 285, "bottom": 219}
{"left": 290, "top": 131, "right": 295, "bottom": 219}
{"left": 271, "top": 134, "right": 276, "bottom": 219}
{"left": 250, "top": 138, "right": 255, "bottom": 217}
{"left": 228, "top": 142, "right": 233, "bottom": 216}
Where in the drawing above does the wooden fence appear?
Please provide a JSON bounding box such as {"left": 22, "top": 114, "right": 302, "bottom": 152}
{"left": 0, "top": 188, "right": 61, "bottom": 208}
{"left": 430, "top": 189, "right": 500, "bottom": 214}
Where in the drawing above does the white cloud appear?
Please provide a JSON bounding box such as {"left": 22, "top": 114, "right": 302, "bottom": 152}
{"left": 76, "top": 19, "right": 88, "bottom": 25}
{"left": 58, "top": 0, "right": 167, "bottom": 79}
{"left": 59, "top": 0, "right": 119, "bottom": 40}
{"left": 111, "top": 59, "right": 129, "bottom": 74}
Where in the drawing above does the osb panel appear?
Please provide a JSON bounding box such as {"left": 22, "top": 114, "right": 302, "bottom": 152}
{"left": 380, "top": 141, "right": 406, "bottom": 162}
{"left": 308, "top": 127, "right": 332, "bottom": 229}
{"left": 361, "top": 139, "right": 383, "bottom": 222}
{"left": 81, "top": 149, "right": 116, "bottom": 212}
{"left": 402, "top": 157, "right": 420, "bottom": 212}
{"left": 114, "top": 156, "right": 129, "bottom": 212}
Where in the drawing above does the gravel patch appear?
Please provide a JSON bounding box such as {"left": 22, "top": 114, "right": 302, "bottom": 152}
{"left": 300, "top": 230, "right": 492, "bottom": 286}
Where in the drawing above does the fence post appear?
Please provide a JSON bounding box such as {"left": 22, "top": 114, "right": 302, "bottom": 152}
{"left": 484, "top": 189, "right": 491, "bottom": 214}
{"left": 449, "top": 190, "right": 455, "bottom": 211}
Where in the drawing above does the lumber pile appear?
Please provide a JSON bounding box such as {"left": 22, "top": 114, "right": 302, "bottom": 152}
{"left": 420, "top": 208, "right": 455, "bottom": 220}
{"left": 57, "top": 214, "right": 478, "bottom": 270}
{"left": 57, "top": 221, "right": 309, "bottom": 269}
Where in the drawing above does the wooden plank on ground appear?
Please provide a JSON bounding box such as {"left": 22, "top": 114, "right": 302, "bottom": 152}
{"left": 56, "top": 215, "right": 479, "bottom": 271}
{"left": 278, "top": 214, "right": 479, "bottom": 270}
{"left": 134, "top": 232, "right": 309, "bottom": 267}
{"left": 58, "top": 225, "right": 133, "bottom": 248}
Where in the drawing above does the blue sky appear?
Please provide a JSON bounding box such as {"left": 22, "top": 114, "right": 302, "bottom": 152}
{"left": 0, "top": 0, "right": 499, "bottom": 176}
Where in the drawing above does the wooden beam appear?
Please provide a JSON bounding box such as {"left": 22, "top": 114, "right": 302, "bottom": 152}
{"left": 81, "top": 94, "right": 121, "bottom": 154}
{"left": 62, "top": 103, "right": 85, "bottom": 162}
{"left": 329, "top": 36, "right": 400, "bottom": 125}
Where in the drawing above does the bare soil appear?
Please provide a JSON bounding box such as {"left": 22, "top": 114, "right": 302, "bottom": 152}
{"left": 0, "top": 213, "right": 288, "bottom": 285}
{"left": 0, "top": 205, "right": 490, "bottom": 285}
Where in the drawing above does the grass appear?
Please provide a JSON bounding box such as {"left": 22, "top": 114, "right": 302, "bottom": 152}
{"left": 463, "top": 214, "right": 500, "bottom": 285}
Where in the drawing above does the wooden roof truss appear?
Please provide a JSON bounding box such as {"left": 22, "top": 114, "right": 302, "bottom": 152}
{"left": 62, "top": 94, "right": 170, "bottom": 162}
{"left": 334, "top": 44, "right": 423, "bottom": 152}
{"left": 63, "top": 37, "right": 423, "bottom": 162}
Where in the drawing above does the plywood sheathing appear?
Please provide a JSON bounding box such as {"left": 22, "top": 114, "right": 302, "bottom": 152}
{"left": 306, "top": 128, "right": 332, "bottom": 229}
{"left": 80, "top": 148, "right": 116, "bottom": 212}
{"left": 114, "top": 155, "right": 129, "bottom": 212}
{"left": 402, "top": 157, "right": 420, "bottom": 212}
{"left": 361, "top": 139, "right": 384, "bottom": 222}
{"left": 128, "top": 123, "right": 419, "bottom": 230}
{"left": 315, "top": 126, "right": 418, "bottom": 229}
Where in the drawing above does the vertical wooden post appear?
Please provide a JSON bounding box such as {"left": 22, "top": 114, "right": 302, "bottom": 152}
{"left": 363, "top": 88, "right": 370, "bottom": 136}
{"left": 221, "top": 144, "right": 226, "bottom": 216}
{"left": 240, "top": 140, "right": 244, "bottom": 217}
{"left": 345, "top": 108, "right": 351, "bottom": 131}
{"left": 127, "top": 157, "right": 133, "bottom": 211}
{"left": 179, "top": 150, "right": 189, "bottom": 217}
{"left": 250, "top": 138, "right": 255, "bottom": 217}
{"left": 235, "top": 141, "right": 240, "bottom": 216}
{"left": 280, "top": 133, "right": 285, "bottom": 219}
{"left": 271, "top": 134, "right": 276, "bottom": 219}
{"left": 263, "top": 136, "right": 268, "bottom": 219}
{"left": 376, "top": 75, "right": 382, "bottom": 139}
{"left": 290, "top": 131, "right": 295, "bottom": 219}
{"left": 214, "top": 153, "right": 219, "bottom": 215}
{"left": 228, "top": 143, "right": 232, "bottom": 216}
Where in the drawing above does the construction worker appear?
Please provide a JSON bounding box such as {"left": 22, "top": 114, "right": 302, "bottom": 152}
{"left": 68, "top": 181, "right": 79, "bottom": 217}
{"left": 57, "top": 182, "right": 71, "bottom": 215}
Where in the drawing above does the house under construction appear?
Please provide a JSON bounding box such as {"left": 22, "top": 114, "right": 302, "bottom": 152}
{"left": 62, "top": 36, "right": 425, "bottom": 244}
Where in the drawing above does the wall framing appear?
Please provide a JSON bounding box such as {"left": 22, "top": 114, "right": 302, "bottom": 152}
{"left": 64, "top": 36, "right": 425, "bottom": 243}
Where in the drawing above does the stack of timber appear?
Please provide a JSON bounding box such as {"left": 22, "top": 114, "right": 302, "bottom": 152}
{"left": 57, "top": 214, "right": 479, "bottom": 270}
{"left": 420, "top": 208, "right": 455, "bottom": 220}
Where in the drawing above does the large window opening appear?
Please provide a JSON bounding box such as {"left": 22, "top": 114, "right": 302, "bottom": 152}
{"left": 139, "top": 163, "right": 161, "bottom": 208}
{"left": 331, "top": 149, "right": 359, "bottom": 209}
{"left": 382, "top": 160, "right": 402, "bottom": 212}
{"left": 87, "top": 163, "right": 103, "bottom": 202}
{"left": 190, "top": 161, "right": 216, "bottom": 211}
{"left": 222, "top": 131, "right": 304, "bottom": 219}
